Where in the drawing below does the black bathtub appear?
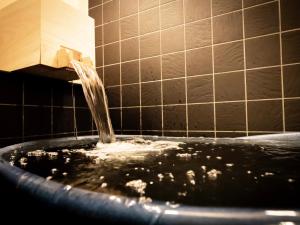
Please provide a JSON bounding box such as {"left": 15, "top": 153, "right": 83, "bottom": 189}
{"left": 0, "top": 134, "right": 299, "bottom": 225}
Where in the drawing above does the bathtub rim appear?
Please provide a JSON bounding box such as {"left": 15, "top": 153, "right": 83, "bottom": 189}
{"left": 0, "top": 133, "right": 300, "bottom": 225}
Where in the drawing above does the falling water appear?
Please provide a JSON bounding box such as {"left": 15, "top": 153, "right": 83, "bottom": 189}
{"left": 71, "top": 60, "right": 115, "bottom": 143}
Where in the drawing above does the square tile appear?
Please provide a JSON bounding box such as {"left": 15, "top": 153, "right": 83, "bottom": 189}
{"left": 103, "top": 0, "right": 119, "bottom": 23}
{"left": 216, "top": 102, "right": 246, "bottom": 131}
{"left": 247, "top": 67, "right": 281, "bottom": 99}
{"left": 184, "top": 0, "right": 211, "bottom": 22}
{"left": 248, "top": 100, "right": 283, "bottom": 131}
{"left": 0, "top": 106, "right": 22, "bottom": 138}
{"left": 0, "top": 72, "right": 22, "bottom": 104}
{"left": 52, "top": 81, "right": 72, "bottom": 106}
{"left": 139, "top": 0, "right": 159, "bottom": 10}
{"left": 76, "top": 108, "right": 92, "bottom": 132}
{"left": 121, "top": 60, "right": 139, "bottom": 84}
{"left": 214, "top": 41, "right": 244, "bottom": 73}
{"left": 142, "top": 107, "right": 162, "bottom": 130}
{"left": 140, "top": 32, "right": 160, "bottom": 58}
{"left": 185, "top": 19, "right": 211, "bottom": 49}
{"left": 161, "top": 0, "right": 183, "bottom": 29}
{"left": 187, "top": 47, "right": 212, "bottom": 76}
{"left": 120, "top": 0, "right": 138, "bottom": 17}
{"left": 215, "top": 72, "right": 245, "bottom": 101}
{"left": 161, "top": 26, "right": 184, "bottom": 54}
{"left": 96, "top": 46, "right": 103, "bottom": 67}
{"left": 53, "top": 108, "right": 74, "bottom": 133}
{"left": 121, "top": 38, "right": 139, "bottom": 61}
{"left": 104, "top": 64, "right": 120, "bottom": 87}
{"left": 104, "top": 42, "right": 120, "bottom": 65}
{"left": 213, "top": 11, "right": 243, "bottom": 44}
{"left": 106, "top": 86, "right": 120, "bottom": 107}
{"left": 141, "top": 57, "right": 161, "bottom": 81}
{"left": 284, "top": 64, "right": 300, "bottom": 98}
{"left": 109, "top": 108, "right": 121, "bottom": 130}
{"left": 282, "top": 30, "right": 300, "bottom": 64}
{"left": 95, "top": 26, "right": 103, "bottom": 46}
{"left": 104, "top": 21, "right": 119, "bottom": 44}
{"left": 141, "top": 81, "right": 161, "bottom": 106}
{"left": 187, "top": 75, "right": 213, "bottom": 103}
{"left": 120, "top": 15, "right": 138, "bottom": 39}
{"left": 212, "top": 0, "right": 242, "bottom": 16}
{"left": 162, "top": 52, "right": 185, "bottom": 79}
{"left": 122, "top": 84, "right": 140, "bottom": 107}
{"left": 163, "top": 105, "right": 186, "bottom": 130}
{"left": 163, "top": 78, "right": 186, "bottom": 104}
{"left": 244, "top": 2, "right": 279, "bottom": 38}
{"left": 245, "top": 34, "right": 280, "bottom": 68}
{"left": 188, "top": 104, "right": 214, "bottom": 130}
{"left": 139, "top": 7, "right": 160, "bottom": 35}
{"left": 281, "top": 0, "right": 300, "bottom": 31}
{"left": 122, "top": 107, "right": 140, "bottom": 130}
{"left": 285, "top": 99, "right": 300, "bottom": 131}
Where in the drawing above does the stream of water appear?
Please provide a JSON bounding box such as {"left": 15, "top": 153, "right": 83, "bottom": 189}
{"left": 71, "top": 60, "right": 115, "bottom": 143}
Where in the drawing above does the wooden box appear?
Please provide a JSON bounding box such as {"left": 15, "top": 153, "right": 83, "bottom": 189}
{"left": 0, "top": 0, "right": 95, "bottom": 80}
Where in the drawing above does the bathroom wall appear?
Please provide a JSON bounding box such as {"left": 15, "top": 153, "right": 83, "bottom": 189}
{"left": 89, "top": 0, "right": 300, "bottom": 137}
{"left": 0, "top": 71, "right": 92, "bottom": 147}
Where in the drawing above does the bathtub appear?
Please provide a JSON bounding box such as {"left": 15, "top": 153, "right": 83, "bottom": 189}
{"left": 0, "top": 134, "right": 299, "bottom": 225}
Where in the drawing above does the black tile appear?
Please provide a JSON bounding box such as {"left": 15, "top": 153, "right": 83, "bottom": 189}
{"left": 213, "top": 11, "right": 243, "bottom": 44}
{"left": 122, "top": 107, "right": 140, "bottom": 130}
{"left": 142, "top": 130, "right": 163, "bottom": 136}
{"left": 161, "top": 0, "right": 183, "bottom": 29}
{"left": 24, "top": 106, "right": 51, "bottom": 136}
{"left": 212, "top": 0, "right": 242, "bottom": 16}
{"left": 97, "top": 67, "right": 104, "bottom": 82}
{"left": 281, "top": 0, "right": 300, "bottom": 31}
{"left": 188, "top": 104, "right": 214, "bottom": 130}
{"left": 244, "top": 2, "right": 279, "bottom": 38}
{"left": 246, "top": 34, "right": 280, "bottom": 68}
{"left": 164, "top": 131, "right": 187, "bottom": 137}
{"left": 185, "top": 0, "right": 211, "bottom": 23}
{"left": 109, "top": 108, "right": 121, "bottom": 130}
{"left": 187, "top": 47, "right": 212, "bottom": 76}
{"left": 121, "top": 60, "right": 139, "bottom": 84}
{"left": 162, "top": 52, "right": 185, "bottom": 79}
{"left": 140, "top": 7, "right": 160, "bottom": 35}
{"left": 161, "top": 26, "right": 184, "bottom": 54}
{"left": 185, "top": 19, "right": 211, "bottom": 49}
{"left": 95, "top": 26, "right": 102, "bottom": 46}
{"left": 187, "top": 75, "right": 213, "bottom": 103}
{"left": 284, "top": 64, "right": 300, "bottom": 97}
{"left": 0, "top": 72, "right": 22, "bottom": 104}
{"left": 53, "top": 108, "right": 74, "bottom": 133}
{"left": 139, "top": 0, "right": 159, "bottom": 10}
{"left": 285, "top": 99, "right": 300, "bottom": 131}
{"left": 121, "top": 38, "right": 139, "bottom": 61}
{"left": 216, "top": 132, "right": 246, "bottom": 138}
{"left": 104, "top": 21, "right": 119, "bottom": 44}
{"left": 142, "top": 107, "right": 162, "bottom": 130}
{"left": 247, "top": 67, "right": 281, "bottom": 99}
{"left": 104, "top": 43, "right": 120, "bottom": 65}
{"left": 120, "top": 15, "right": 138, "bottom": 39}
{"left": 89, "top": 5, "right": 102, "bottom": 26}
{"left": 243, "top": 0, "right": 271, "bottom": 7}
{"left": 89, "top": 0, "right": 102, "bottom": 8}
{"left": 282, "top": 30, "right": 300, "bottom": 64}
{"left": 52, "top": 81, "right": 73, "bottom": 106}
{"left": 74, "top": 85, "right": 88, "bottom": 107}
{"left": 76, "top": 108, "right": 92, "bottom": 132}
{"left": 141, "top": 57, "right": 161, "bottom": 82}
{"left": 140, "top": 32, "right": 160, "bottom": 58}
{"left": 24, "top": 76, "right": 52, "bottom": 105}
{"left": 106, "top": 86, "right": 120, "bottom": 107}
{"left": 215, "top": 72, "right": 245, "bottom": 101}
{"left": 214, "top": 41, "right": 244, "bottom": 73}
{"left": 103, "top": 0, "right": 119, "bottom": 23}
{"left": 248, "top": 100, "right": 283, "bottom": 131}
{"left": 0, "top": 105, "right": 22, "bottom": 138}
{"left": 142, "top": 82, "right": 161, "bottom": 106}
{"left": 216, "top": 102, "right": 246, "bottom": 131}
{"left": 120, "top": 0, "right": 138, "bottom": 17}
{"left": 96, "top": 46, "right": 103, "bottom": 67}
{"left": 163, "top": 105, "right": 186, "bottom": 130}
{"left": 188, "top": 131, "right": 214, "bottom": 137}
{"left": 104, "top": 64, "right": 120, "bottom": 86}
{"left": 122, "top": 84, "right": 140, "bottom": 107}
{"left": 163, "top": 79, "right": 186, "bottom": 104}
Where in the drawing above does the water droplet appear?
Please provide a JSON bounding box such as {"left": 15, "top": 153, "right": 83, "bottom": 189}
{"left": 226, "top": 163, "right": 234, "bottom": 167}
{"left": 216, "top": 156, "right": 222, "bottom": 160}
{"left": 101, "top": 183, "right": 108, "bottom": 188}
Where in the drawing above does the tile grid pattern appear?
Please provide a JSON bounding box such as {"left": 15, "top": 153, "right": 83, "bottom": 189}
{"left": 89, "top": 0, "right": 300, "bottom": 137}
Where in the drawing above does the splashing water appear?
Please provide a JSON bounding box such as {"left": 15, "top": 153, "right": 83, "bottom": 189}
{"left": 71, "top": 60, "right": 115, "bottom": 143}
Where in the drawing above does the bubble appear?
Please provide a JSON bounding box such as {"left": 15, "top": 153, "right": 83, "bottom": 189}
{"left": 207, "top": 169, "right": 222, "bottom": 181}
{"left": 126, "top": 173, "right": 130, "bottom": 177}
{"left": 47, "top": 152, "right": 58, "bottom": 160}
{"left": 62, "top": 172, "right": 68, "bottom": 176}
{"left": 51, "top": 168, "right": 58, "bottom": 175}
{"left": 206, "top": 155, "right": 211, "bottom": 159}
{"left": 150, "top": 181, "right": 154, "bottom": 185}
{"left": 201, "top": 165, "right": 207, "bottom": 172}
{"left": 264, "top": 172, "right": 274, "bottom": 176}
{"left": 19, "top": 157, "right": 27, "bottom": 167}
{"left": 226, "top": 163, "right": 234, "bottom": 167}
{"left": 247, "top": 170, "right": 252, "bottom": 174}
{"left": 288, "top": 178, "right": 295, "bottom": 183}
{"left": 216, "top": 156, "right": 222, "bottom": 160}
{"left": 101, "top": 183, "right": 108, "bottom": 188}
{"left": 100, "top": 176, "right": 105, "bottom": 181}
{"left": 126, "top": 179, "right": 147, "bottom": 194}
{"left": 158, "top": 162, "right": 162, "bottom": 165}
{"left": 158, "top": 173, "right": 164, "bottom": 181}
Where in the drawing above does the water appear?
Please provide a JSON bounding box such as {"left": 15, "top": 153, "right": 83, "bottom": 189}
{"left": 11, "top": 138, "right": 300, "bottom": 208}
{"left": 71, "top": 60, "right": 115, "bottom": 143}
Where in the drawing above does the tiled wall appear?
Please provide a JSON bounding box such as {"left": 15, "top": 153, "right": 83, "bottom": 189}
{"left": 89, "top": 0, "right": 300, "bottom": 138}
{"left": 0, "top": 71, "right": 92, "bottom": 147}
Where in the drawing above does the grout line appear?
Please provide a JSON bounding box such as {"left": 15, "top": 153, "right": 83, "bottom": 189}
{"left": 210, "top": 0, "right": 217, "bottom": 138}
{"left": 278, "top": 0, "right": 286, "bottom": 132}
{"left": 50, "top": 87, "right": 53, "bottom": 138}
{"left": 118, "top": 0, "right": 123, "bottom": 134}
{"left": 138, "top": 0, "right": 142, "bottom": 135}
{"left": 101, "top": 3, "right": 105, "bottom": 85}
{"left": 183, "top": 0, "right": 188, "bottom": 137}
{"left": 158, "top": 0, "right": 164, "bottom": 136}
{"left": 22, "top": 81, "right": 25, "bottom": 142}
{"left": 242, "top": 0, "right": 249, "bottom": 136}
